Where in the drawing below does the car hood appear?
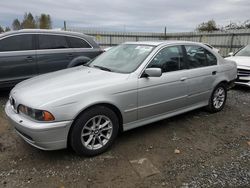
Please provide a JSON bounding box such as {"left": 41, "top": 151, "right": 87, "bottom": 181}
{"left": 225, "top": 56, "right": 250, "bottom": 68}
{"left": 11, "top": 66, "right": 129, "bottom": 108}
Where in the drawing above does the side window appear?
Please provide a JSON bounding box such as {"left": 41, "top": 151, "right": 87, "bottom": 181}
{"left": 206, "top": 50, "right": 217, "bottom": 65}
{"left": 148, "top": 46, "right": 185, "bottom": 73}
{"left": 0, "top": 34, "right": 33, "bottom": 52}
{"left": 38, "top": 35, "right": 68, "bottom": 50}
{"left": 185, "top": 45, "right": 217, "bottom": 68}
{"left": 185, "top": 45, "right": 207, "bottom": 68}
{"left": 67, "top": 36, "right": 92, "bottom": 48}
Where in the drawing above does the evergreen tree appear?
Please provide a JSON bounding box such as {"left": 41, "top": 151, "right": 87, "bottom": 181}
{"left": 0, "top": 25, "right": 4, "bottom": 33}
{"left": 5, "top": 27, "right": 11, "bottom": 32}
{"left": 12, "top": 18, "right": 21, "bottom": 30}
{"left": 21, "top": 12, "right": 36, "bottom": 29}
{"left": 39, "top": 14, "right": 52, "bottom": 29}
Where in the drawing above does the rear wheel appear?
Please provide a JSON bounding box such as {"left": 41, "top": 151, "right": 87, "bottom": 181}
{"left": 70, "top": 106, "right": 119, "bottom": 156}
{"left": 207, "top": 83, "right": 227, "bottom": 113}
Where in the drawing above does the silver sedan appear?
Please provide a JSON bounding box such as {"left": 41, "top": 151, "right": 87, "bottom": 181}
{"left": 5, "top": 41, "right": 237, "bottom": 156}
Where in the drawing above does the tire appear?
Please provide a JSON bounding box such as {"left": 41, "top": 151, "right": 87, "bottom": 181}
{"left": 70, "top": 106, "right": 119, "bottom": 156}
{"left": 206, "top": 83, "right": 227, "bottom": 113}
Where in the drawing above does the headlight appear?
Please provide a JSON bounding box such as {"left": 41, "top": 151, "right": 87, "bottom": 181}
{"left": 18, "top": 105, "right": 55, "bottom": 121}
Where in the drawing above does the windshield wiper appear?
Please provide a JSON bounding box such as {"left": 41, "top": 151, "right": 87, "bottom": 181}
{"left": 93, "top": 65, "right": 112, "bottom": 72}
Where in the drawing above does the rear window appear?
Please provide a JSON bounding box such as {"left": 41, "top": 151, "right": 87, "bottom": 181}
{"left": 38, "top": 34, "right": 68, "bottom": 50}
{"left": 67, "top": 36, "right": 92, "bottom": 48}
{"left": 0, "top": 34, "right": 33, "bottom": 52}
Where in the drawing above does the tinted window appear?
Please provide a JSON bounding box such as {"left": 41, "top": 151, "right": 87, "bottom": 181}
{"left": 206, "top": 50, "right": 217, "bottom": 65}
{"left": 185, "top": 45, "right": 217, "bottom": 68}
{"left": 148, "top": 46, "right": 185, "bottom": 73}
{"left": 38, "top": 35, "right": 68, "bottom": 49}
{"left": 0, "top": 34, "right": 33, "bottom": 52}
{"left": 67, "top": 36, "right": 92, "bottom": 48}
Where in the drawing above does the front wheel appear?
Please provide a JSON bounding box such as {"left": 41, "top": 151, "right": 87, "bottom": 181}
{"left": 207, "top": 83, "right": 227, "bottom": 113}
{"left": 70, "top": 106, "right": 119, "bottom": 156}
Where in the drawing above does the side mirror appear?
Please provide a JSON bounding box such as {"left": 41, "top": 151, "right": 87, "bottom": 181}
{"left": 144, "top": 68, "right": 162, "bottom": 77}
{"left": 228, "top": 52, "right": 234, "bottom": 56}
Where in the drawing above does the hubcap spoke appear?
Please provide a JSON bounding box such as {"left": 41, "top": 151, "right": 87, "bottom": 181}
{"left": 97, "top": 136, "right": 103, "bottom": 146}
{"left": 85, "top": 135, "right": 94, "bottom": 146}
{"left": 91, "top": 137, "right": 96, "bottom": 149}
{"left": 100, "top": 133, "right": 109, "bottom": 140}
{"left": 100, "top": 120, "right": 110, "bottom": 129}
{"left": 101, "top": 126, "right": 112, "bottom": 132}
{"left": 97, "top": 116, "right": 102, "bottom": 126}
{"left": 82, "top": 132, "right": 91, "bottom": 137}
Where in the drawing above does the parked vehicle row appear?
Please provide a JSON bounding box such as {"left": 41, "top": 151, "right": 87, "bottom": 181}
{"left": 0, "top": 29, "right": 103, "bottom": 88}
{"left": 5, "top": 41, "right": 237, "bottom": 156}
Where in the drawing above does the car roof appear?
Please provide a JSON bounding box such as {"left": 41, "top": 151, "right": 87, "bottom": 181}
{"left": 124, "top": 40, "right": 203, "bottom": 47}
{"left": 0, "top": 29, "right": 90, "bottom": 39}
{"left": 0, "top": 29, "right": 100, "bottom": 48}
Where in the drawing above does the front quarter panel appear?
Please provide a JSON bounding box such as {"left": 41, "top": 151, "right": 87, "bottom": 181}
{"left": 45, "top": 77, "right": 138, "bottom": 125}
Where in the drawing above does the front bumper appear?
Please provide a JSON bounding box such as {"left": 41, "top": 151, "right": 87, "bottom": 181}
{"left": 5, "top": 101, "right": 73, "bottom": 150}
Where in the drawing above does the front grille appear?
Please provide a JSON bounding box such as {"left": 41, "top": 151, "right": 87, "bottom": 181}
{"left": 238, "top": 68, "right": 250, "bottom": 77}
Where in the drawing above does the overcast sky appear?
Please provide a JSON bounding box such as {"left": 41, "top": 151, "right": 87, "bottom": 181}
{"left": 0, "top": 0, "right": 249, "bottom": 32}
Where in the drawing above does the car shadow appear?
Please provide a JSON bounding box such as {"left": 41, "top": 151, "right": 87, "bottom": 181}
{"left": 232, "top": 85, "right": 250, "bottom": 92}
{"left": 0, "top": 88, "right": 11, "bottom": 97}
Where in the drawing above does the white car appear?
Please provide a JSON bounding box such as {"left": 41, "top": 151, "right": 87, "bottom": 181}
{"left": 225, "top": 45, "right": 250, "bottom": 87}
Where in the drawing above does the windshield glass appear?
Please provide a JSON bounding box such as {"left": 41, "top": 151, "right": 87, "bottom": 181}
{"left": 235, "top": 45, "right": 250, "bottom": 56}
{"left": 88, "top": 44, "right": 154, "bottom": 73}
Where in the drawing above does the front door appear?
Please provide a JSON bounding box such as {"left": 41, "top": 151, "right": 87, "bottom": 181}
{"left": 138, "top": 45, "right": 189, "bottom": 120}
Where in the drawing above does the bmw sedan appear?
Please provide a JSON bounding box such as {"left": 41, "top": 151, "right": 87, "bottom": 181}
{"left": 5, "top": 41, "right": 237, "bottom": 156}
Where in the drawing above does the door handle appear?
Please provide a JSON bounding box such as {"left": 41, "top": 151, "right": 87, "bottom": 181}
{"left": 212, "top": 71, "right": 217, "bottom": 75}
{"left": 180, "top": 77, "right": 187, "bottom": 81}
{"left": 67, "top": 53, "right": 74, "bottom": 59}
{"left": 26, "top": 56, "right": 33, "bottom": 62}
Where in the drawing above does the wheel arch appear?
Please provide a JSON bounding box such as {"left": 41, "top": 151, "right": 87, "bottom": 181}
{"left": 67, "top": 56, "right": 91, "bottom": 67}
{"left": 67, "top": 102, "right": 124, "bottom": 147}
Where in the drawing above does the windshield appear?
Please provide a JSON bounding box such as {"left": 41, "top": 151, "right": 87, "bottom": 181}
{"left": 88, "top": 44, "right": 154, "bottom": 73}
{"left": 235, "top": 45, "right": 250, "bottom": 56}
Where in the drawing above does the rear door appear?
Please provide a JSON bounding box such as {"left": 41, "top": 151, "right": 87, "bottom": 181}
{"left": 0, "top": 34, "right": 37, "bottom": 87}
{"left": 36, "top": 34, "right": 75, "bottom": 74}
{"left": 184, "top": 45, "right": 219, "bottom": 105}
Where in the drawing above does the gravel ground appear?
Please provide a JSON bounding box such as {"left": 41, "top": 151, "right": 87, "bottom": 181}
{"left": 0, "top": 87, "right": 249, "bottom": 188}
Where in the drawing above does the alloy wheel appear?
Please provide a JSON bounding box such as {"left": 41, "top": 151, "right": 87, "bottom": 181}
{"left": 81, "top": 115, "right": 113, "bottom": 150}
{"left": 213, "top": 87, "right": 226, "bottom": 109}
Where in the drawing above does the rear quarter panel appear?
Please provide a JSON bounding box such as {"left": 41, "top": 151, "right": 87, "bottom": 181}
{"left": 214, "top": 59, "right": 237, "bottom": 88}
